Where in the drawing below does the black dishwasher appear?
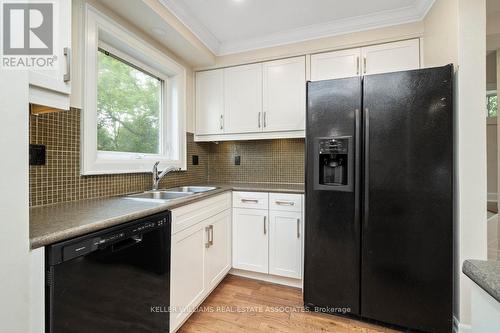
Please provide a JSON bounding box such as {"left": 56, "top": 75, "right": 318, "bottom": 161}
{"left": 46, "top": 212, "right": 170, "bottom": 333}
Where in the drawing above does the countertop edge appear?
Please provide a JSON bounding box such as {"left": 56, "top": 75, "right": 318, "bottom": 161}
{"left": 30, "top": 184, "right": 304, "bottom": 249}
{"left": 463, "top": 259, "right": 500, "bottom": 303}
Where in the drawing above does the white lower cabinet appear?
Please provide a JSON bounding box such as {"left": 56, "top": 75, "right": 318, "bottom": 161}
{"left": 269, "top": 210, "right": 302, "bottom": 279}
{"left": 231, "top": 191, "right": 304, "bottom": 282}
{"left": 232, "top": 208, "right": 269, "bottom": 273}
{"left": 170, "top": 221, "right": 207, "bottom": 330}
{"left": 170, "top": 193, "right": 231, "bottom": 332}
{"left": 205, "top": 210, "right": 232, "bottom": 289}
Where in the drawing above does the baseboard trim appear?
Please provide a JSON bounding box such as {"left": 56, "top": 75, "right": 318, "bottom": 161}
{"left": 487, "top": 193, "right": 497, "bottom": 202}
{"left": 453, "top": 316, "right": 472, "bottom": 333}
{"left": 229, "top": 269, "right": 302, "bottom": 288}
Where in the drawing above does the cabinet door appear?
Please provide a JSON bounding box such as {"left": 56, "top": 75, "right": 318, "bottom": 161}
{"left": 205, "top": 210, "right": 231, "bottom": 290}
{"left": 224, "top": 63, "right": 263, "bottom": 134}
{"left": 269, "top": 211, "right": 302, "bottom": 279}
{"left": 232, "top": 208, "right": 269, "bottom": 273}
{"left": 361, "top": 39, "right": 420, "bottom": 75}
{"left": 29, "top": 0, "right": 72, "bottom": 109}
{"left": 170, "top": 222, "right": 206, "bottom": 331}
{"left": 311, "top": 48, "right": 361, "bottom": 81}
{"left": 195, "top": 69, "right": 224, "bottom": 135}
{"left": 263, "top": 56, "right": 306, "bottom": 132}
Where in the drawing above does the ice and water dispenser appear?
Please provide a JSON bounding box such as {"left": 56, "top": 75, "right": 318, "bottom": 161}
{"left": 314, "top": 137, "right": 353, "bottom": 192}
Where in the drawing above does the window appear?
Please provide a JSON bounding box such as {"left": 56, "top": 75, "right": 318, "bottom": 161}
{"left": 82, "top": 4, "right": 186, "bottom": 175}
{"left": 487, "top": 92, "right": 497, "bottom": 118}
{"left": 97, "top": 49, "right": 162, "bottom": 155}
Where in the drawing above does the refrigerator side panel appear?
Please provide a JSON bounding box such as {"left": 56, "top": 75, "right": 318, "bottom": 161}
{"left": 361, "top": 65, "right": 453, "bottom": 333}
{"left": 304, "top": 77, "right": 362, "bottom": 314}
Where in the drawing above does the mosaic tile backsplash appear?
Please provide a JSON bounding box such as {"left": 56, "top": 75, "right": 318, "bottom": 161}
{"left": 29, "top": 108, "right": 304, "bottom": 207}
{"left": 207, "top": 139, "right": 304, "bottom": 184}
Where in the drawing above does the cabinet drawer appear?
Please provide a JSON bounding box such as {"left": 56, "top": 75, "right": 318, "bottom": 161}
{"left": 269, "top": 193, "right": 302, "bottom": 212}
{"left": 171, "top": 192, "right": 231, "bottom": 234}
{"left": 233, "top": 191, "right": 269, "bottom": 210}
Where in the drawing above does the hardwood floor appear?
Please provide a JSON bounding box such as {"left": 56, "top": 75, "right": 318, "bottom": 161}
{"left": 178, "top": 275, "right": 401, "bottom": 333}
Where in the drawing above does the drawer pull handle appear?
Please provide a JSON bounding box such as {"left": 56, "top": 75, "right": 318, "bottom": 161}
{"left": 275, "top": 200, "right": 295, "bottom": 206}
{"left": 263, "top": 216, "right": 267, "bottom": 235}
{"left": 241, "top": 199, "right": 259, "bottom": 203}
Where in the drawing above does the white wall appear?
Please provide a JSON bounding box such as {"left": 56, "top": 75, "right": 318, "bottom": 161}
{"left": 424, "top": 0, "right": 487, "bottom": 329}
{"left": 0, "top": 71, "right": 30, "bottom": 332}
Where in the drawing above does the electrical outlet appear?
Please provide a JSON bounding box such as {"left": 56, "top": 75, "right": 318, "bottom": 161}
{"left": 29, "top": 144, "right": 46, "bottom": 165}
{"left": 192, "top": 155, "right": 199, "bottom": 165}
{"left": 234, "top": 156, "right": 241, "bottom": 165}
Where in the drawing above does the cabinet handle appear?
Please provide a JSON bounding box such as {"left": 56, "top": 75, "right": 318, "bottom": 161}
{"left": 275, "top": 200, "right": 295, "bottom": 206}
{"left": 205, "top": 226, "right": 211, "bottom": 248}
{"left": 263, "top": 216, "right": 267, "bottom": 235}
{"left": 263, "top": 112, "right": 267, "bottom": 128}
{"left": 219, "top": 115, "right": 224, "bottom": 130}
{"left": 209, "top": 225, "right": 214, "bottom": 246}
{"left": 241, "top": 198, "right": 258, "bottom": 204}
{"left": 356, "top": 56, "right": 360, "bottom": 75}
{"left": 258, "top": 112, "right": 261, "bottom": 128}
{"left": 63, "top": 47, "right": 71, "bottom": 82}
{"left": 297, "top": 218, "right": 300, "bottom": 238}
{"left": 363, "top": 56, "right": 367, "bottom": 74}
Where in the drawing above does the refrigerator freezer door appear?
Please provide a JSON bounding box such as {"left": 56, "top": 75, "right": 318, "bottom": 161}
{"left": 304, "top": 77, "right": 362, "bottom": 314}
{"left": 361, "top": 65, "right": 453, "bottom": 333}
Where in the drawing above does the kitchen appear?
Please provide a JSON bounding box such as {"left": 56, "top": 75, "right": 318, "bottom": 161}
{"left": 0, "top": 0, "right": 497, "bottom": 333}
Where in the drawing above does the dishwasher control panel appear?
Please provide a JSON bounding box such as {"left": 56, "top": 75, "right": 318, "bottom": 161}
{"left": 47, "top": 212, "right": 170, "bottom": 265}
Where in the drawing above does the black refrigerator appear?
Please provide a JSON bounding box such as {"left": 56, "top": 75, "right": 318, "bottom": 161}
{"left": 304, "top": 65, "right": 453, "bottom": 333}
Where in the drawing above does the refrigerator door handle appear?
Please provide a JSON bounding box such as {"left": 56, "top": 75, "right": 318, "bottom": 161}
{"left": 363, "top": 108, "right": 370, "bottom": 223}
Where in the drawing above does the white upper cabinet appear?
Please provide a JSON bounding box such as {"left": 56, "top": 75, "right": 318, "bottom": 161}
{"left": 224, "top": 63, "right": 263, "bottom": 134}
{"left": 311, "top": 48, "right": 361, "bottom": 81}
{"left": 263, "top": 56, "right": 306, "bottom": 132}
{"left": 310, "top": 39, "right": 420, "bottom": 81}
{"left": 195, "top": 69, "right": 224, "bottom": 135}
{"left": 361, "top": 39, "right": 420, "bottom": 75}
{"left": 29, "top": 0, "right": 72, "bottom": 110}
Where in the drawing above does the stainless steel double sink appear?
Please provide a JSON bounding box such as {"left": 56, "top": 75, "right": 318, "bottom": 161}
{"left": 124, "top": 186, "right": 218, "bottom": 203}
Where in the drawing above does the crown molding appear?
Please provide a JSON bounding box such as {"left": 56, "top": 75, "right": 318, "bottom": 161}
{"left": 159, "top": 0, "right": 221, "bottom": 54}
{"left": 161, "top": 0, "right": 435, "bottom": 56}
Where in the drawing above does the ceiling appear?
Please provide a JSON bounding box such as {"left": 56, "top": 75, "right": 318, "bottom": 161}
{"left": 161, "top": 0, "right": 435, "bottom": 55}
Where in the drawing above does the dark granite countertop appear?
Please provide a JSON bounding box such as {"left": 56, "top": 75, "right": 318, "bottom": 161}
{"left": 463, "top": 259, "right": 500, "bottom": 303}
{"left": 30, "top": 183, "right": 304, "bottom": 249}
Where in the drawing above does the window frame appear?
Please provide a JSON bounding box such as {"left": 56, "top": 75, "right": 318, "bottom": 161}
{"left": 82, "top": 4, "right": 186, "bottom": 175}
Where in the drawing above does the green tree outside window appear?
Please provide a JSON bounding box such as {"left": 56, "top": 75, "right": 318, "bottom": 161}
{"left": 487, "top": 94, "right": 497, "bottom": 118}
{"left": 97, "top": 50, "right": 162, "bottom": 154}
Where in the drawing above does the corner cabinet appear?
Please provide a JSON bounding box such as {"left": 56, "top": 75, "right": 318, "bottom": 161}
{"left": 194, "top": 56, "right": 306, "bottom": 142}
{"left": 195, "top": 69, "right": 224, "bottom": 135}
{"left": 170, "top": 193, "right": 231, "bottom": 333}
{"left": 29, "top": 0, "right": 72, "bottom": 110}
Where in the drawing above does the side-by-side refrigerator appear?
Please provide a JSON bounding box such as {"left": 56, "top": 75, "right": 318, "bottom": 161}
{"left": 304, "top": 65, "right": 453, "bottom": 333}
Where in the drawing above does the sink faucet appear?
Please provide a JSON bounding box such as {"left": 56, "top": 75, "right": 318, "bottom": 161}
{"left": 152, "top": 162, "right": 180, "bottom": 190}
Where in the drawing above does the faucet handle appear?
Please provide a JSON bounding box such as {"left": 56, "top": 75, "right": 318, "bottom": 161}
{"left": 153, "top": 161, "right": 160, "bottom": 172}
